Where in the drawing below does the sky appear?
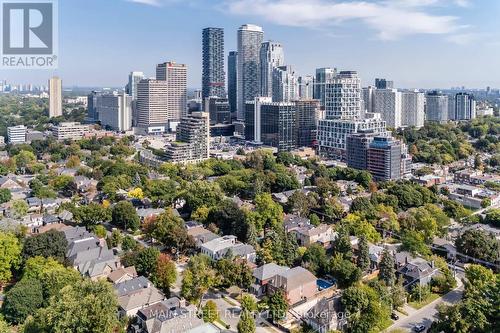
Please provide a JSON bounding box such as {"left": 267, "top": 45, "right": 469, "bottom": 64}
{"left": 2, "top": 0, "right": 500, "bottom": 89}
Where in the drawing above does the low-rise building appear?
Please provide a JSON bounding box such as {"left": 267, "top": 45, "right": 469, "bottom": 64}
{"left": 449, "top": 184, "right": 500, "bottom": 209}
{"left": 7, "top": 125, "right": 26, "bottom": 144}
{"left": 52, "top": 122, "right": 90, "bottom": 140}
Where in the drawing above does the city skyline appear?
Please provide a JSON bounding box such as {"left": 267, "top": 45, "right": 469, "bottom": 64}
{"left": 1, "top": 0, "right": 500, "bottom": 89}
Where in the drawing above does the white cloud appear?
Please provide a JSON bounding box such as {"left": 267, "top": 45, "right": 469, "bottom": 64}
{"left": 126, "top": 0, "right": 162, "bottom": 6}
{"left": 125, "top": 0, "right": 183, "bottom": 6}
{"left": 225, "top": 0, "right": 466, "bottom": 40}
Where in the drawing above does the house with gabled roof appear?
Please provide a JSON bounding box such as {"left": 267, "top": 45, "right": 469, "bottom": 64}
{"left": 114, "top": 276, "right": 165, "bottom": 317}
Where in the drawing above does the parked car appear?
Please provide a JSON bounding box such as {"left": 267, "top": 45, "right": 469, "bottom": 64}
{"left": 391, "top": 312, "right": 399, "bottom": 320}
{"left": 413, "top": 325, "right": 426, "bottom": 332}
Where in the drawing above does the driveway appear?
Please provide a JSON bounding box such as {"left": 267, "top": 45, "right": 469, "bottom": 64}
{"left": 203, "top": 292, "right": 241, "bottom": 332}
{"left": 387, "top": 283, "right": 464, "bottom": 332}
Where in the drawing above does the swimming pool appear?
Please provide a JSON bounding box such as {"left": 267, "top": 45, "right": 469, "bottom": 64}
{"left": 317, "top": 279, "right": 334, "bottom": 290}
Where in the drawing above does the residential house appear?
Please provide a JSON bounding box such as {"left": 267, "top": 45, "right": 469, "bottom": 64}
{"left": 137, "top": 208, "right": 165, "bottom": 222}
{"left": 108, "top": 266, "right": 139, "bottom": 284}
{"left": 305, "top": 296, "right": 347, "bottom": 333}
{"left": 272, "top": 188, "right": 315, "bottom": 205}
{"left": 186, "top": 224, "right": 219, "bottom": 248}
{"left": 64, "top": 226, "right": 122, "bottom": 280}
{"left": 131, "top": 297, "right": 220, "bottom": 333}
{"left": 414, "top": 174, "right": 446, "bottom": 187}
{"left": 200, "top": 235, "right": 256, "bottom": 262}
{"left": 395, "top": 251, "right": 439, "bottom": 288}
{"left": 268, "top": 266, "right": 317, "bottom": 305}
{"left": 293, "top": 224, "right": 336, "bottom": 248}
{"left": 114, "top": 276, "right": 165, "bottom": 317}
{"left": 251, "top": 263, "right": 289, "bottom": 297}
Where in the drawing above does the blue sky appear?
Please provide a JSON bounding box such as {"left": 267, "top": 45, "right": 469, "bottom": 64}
{"left": 3, "top": 0, "right": 500, "bottom": 89}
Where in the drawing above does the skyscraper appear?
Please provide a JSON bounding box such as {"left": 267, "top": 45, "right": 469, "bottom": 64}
{"left": 375, "top": 78, "right": 394, "bottom": 89}
{"left": 373, "top": 89, "right": 402, "bottom": 128}
{"left": 455, "top": 92, "right": 476, "bottom": 120}
{"left": 362, "top": 86, "right": 375, "bottom": 114}
{"left": 87, "top": 91, "right": 100, "bottom": 121}
{"left": 314, "top": 67, "right": 337, "bottom": 108}
{"left": 272, "top": 65, "right": 299, "bottom": 102}
{"left": 298, "top": 75, "right": 314, "bottom": 100}
{"left": 202, "top": 28, "right": 225, "bottom": 99}
{"left": 136, "top": 79, "right": 169, "bottom": 133}
{"left": 227, "top": 51, "right": 238, "bottom": 117}
{"left": 401, "top": 90, "right": 425, "bottom": 128}
{"left": 317, "top": 71, "right": 387, "bottom": 157}
{"left": 244, "top": 96, "right": 272, "bottom": 142}
{"left": 296, "top": 100, "right": 320, "bottom": 147}
{"left": 49, "top": 76, "right": 62, "bottom": 118}
{"left": 156, "top": 61, "right": 187, "bottom": 121}
{"left": 204, "top": 97, "right": 231, "bottom": 125}
{"left": 260, "top": 41, "right": 284, "bottom": 98}
{"left": 97, "top": 93, "right": 133, "bottom": 132}
{"left": 128, "top": 72, "right": 144, "bottom": 100}
{"left": 425, "top": 91, "right": 449, "bottom": 123}
{"left": 237, "top": 24, "right": 264, "bottom": 120}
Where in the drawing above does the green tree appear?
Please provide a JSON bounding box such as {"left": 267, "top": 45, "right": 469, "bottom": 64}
{"left": 21, "top": 230, "right": 67, "bottom": 262}
{"left": 237, "top": 309, "right": 256, "bottom": 333}
{"left": 111, "top": 200, "right": 140, "bottom": 231}
{"left": 22, "top": 279, "right": 119, "bottom": 333}
{"left": 0, "top": 317, "right": 11, "bottom": 333}
{"left": 379, "top": 250, "right": 396, "bottom": 286}
{"left": 357, "top": 236, "right": 370, "bottom": 272}
{"left": 121, "top": 235, "right": 138, "bottom": 252}
{"left": 143, "top": 179, "right": 178, "bottom": 207}
{"left": 10, "top": 199, "right": 28, "bottom": 219}
{"left": 302, "top": 243, "right": 328, "bottom": 276}
{"left": 181, "top": 255, "right": 217, "bottom": 303}
{"left": 0, "top": 232, "right": 21, "bottom": 286}
{"left": 330, "top": 254, "right": 362, "bottom": 288}
{"left": 135, "top": 247, "right": 160, "bottom": 277}
{"left": 93, "top": 225, "right": 107, "bottom": 239}
{"left": 391, "top": 278, "right": 407, "bottom": 309}
{"left": 202, "top": 300, "right": 218, "bottom": 323}
{"left": 2, "top": 278, "right": 43, "bottom": 324}
{"left": 456, "top": 229, "right": 499, "bottom": 263}
{"left": 484, "top": 208, "right": 500, "bottom": 227}
{"left": 145, "top": 209, "right": 194, "bottom": 253}
{"left": 247, "top": 193, "right": 283, "bottom": 232}
{"left": 74, "top": 203, "right": 110, "bottom": 227}
{"left": 240, "top": 294, "right": 257, "bottom": 313}
{"left": 0, "top": 189, "right": 12, "bottom": 204}
{"left": 401, "top": 230, "right": 431, "bottom": 256}
{"left": 181, "top": 180, "right": 224, "bottom": 214}
{"left": 22, "top": 256, "right": 63, "bottom": 280}
{"left": 152, "top": 253, "right": 177, "bottom": 295}
{"left": 267, "top": 290, "right": 288, "bottom": 323}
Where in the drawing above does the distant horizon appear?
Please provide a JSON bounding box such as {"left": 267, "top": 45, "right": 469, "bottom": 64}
{"left": 2, "top": 0, "right": 500, "bottom": 88}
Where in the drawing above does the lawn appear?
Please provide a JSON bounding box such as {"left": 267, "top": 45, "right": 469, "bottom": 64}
{"left": 408, "top": 293, "right": 440, "bottom": 310}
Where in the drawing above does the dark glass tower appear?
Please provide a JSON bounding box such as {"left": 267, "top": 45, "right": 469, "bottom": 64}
{"left": 202, "top": 28, "right": 225, "bottom": 100}
{"left": 227, "top": 51, "right": 238, "bottom": 117}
